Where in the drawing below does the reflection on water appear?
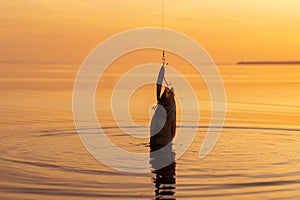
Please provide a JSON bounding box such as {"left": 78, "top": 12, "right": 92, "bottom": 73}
{"left": 152, "top": 161, "right": 176, "bottom": 200}
{"left": 150, "top": 144, "right": 176, "bottom": 200}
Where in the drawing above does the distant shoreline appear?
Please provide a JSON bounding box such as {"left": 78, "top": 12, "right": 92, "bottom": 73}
{"left": 237, "top": 61, "right": 300, "bottom": 65}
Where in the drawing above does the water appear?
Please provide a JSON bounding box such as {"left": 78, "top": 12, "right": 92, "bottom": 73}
{"left": 1, "top": 62, "right": 300, "bottom": 199}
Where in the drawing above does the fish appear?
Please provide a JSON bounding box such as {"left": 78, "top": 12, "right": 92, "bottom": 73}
{"left": 150, "top": 65, "right": 176, "bottom": 150}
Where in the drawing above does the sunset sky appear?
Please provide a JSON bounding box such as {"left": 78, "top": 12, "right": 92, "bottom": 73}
{"left": 0, "top": 0, "right": 299, "bottom": 64}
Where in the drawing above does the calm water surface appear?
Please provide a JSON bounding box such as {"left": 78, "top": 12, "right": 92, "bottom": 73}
{"left": 0, "top": 63, "right": 300, "bottom": 199}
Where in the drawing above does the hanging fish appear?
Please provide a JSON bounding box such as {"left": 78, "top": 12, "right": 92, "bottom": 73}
{"left": 150, "top": 64, "right": 176, "bottom": 151}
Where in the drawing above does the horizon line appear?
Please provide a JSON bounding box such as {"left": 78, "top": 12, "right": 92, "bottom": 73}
{"left": 1, "top": 60, "right": 300, "bottom": 66}
{"left": 237, "top": 61, "right": 300, "bottom": 65}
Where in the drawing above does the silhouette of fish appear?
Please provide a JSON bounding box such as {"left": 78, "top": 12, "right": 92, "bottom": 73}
{"left": 150, "top": 65, "right": 176, "bottom": 150}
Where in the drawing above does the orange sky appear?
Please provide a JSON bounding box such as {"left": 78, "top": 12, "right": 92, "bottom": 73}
{"left": 0, "top": 0, "right": 299, "bottom": 64}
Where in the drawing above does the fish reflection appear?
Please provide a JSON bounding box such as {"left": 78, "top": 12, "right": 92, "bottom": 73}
{"left": 150, "top": 144, "right": 176, "bottom": 200}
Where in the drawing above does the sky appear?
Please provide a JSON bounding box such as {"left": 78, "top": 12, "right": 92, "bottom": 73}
{"left": 0, "top": 0, "right": 299, "bottom": 64}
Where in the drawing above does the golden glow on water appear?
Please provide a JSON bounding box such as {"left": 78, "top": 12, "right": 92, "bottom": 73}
{"left": 1, "top": 63, "right": 300, "bottom": 199}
